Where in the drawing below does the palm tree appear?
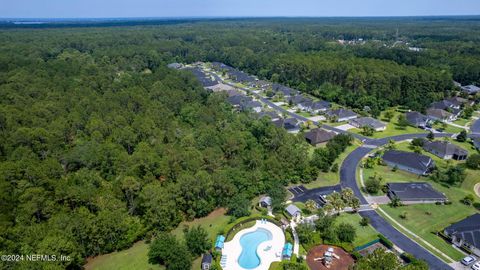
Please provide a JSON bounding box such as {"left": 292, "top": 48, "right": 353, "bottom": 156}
{"left": 350, "top": 197, "right": 361, "bottom": 212}
{"left": 341, "top": 188, "right": 354, "bottom": 203}
{"left": 305, "top": 199, "right": 317, "bottom": 213}
{"left": 326, "top": 192, "right": 345, "bottom": 215}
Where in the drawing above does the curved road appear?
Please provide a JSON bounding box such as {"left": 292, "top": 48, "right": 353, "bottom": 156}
{"left": 340, "top": 133, "right": 454, "bottom": 270}
{"left": 208, "top": 69, "right": 454, "bottom": 269}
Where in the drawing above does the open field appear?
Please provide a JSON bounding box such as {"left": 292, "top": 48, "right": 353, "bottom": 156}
{"left": 86, "top": 208, "right": 230, "bottom": 270}
{"left": 84, "top": 241, "right": 163, "bottom": 270}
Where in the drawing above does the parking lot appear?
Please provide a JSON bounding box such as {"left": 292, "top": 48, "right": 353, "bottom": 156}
{"left": 288, "top": 184, "right": 342, "bottom": 207}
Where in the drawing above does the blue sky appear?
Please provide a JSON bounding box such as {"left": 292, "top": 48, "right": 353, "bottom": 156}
{"left": 2, "top": 0, "right": 480, "bottom": 18}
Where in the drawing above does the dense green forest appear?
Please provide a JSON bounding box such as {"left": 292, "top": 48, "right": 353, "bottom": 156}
{"left": 1, "top": 17, "right": 480, "bottom": 269}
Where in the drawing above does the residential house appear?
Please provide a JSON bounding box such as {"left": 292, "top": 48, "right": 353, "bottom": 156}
{"left": 349, "top": 117, "right": 387, "bottom": 131}
{"left": 184, "top": 67, "right": 218, "bottom": 88}
{"left": 201, "top": 254, "right": 212, "bottom": 270}
{"left": 462, "top": 85, "right": 480, "bottom": 95}
{"left": 387, "top": 182, "right": 447, "bottom": 203}
{"left": 273, "top": 118, "right": 302, "bottom": 133}
{"left": 287, "top": 94, "right": 307, "bottom": 106}
{"left": 272, "top": 83, "right": 297, "bottom": 98}
{"left": 215, "top": 235, "right": 225, "bottom": 251}
{"left": 226, "top": 95, "right": 252, "bottom": 107}
{"left": 167, "top": 62, "right": 183, "bottom": 69}
{"left": 422, "top": 140, "right": 468, "bottom": 160}
{"left": 426, "top": 108, "right": 455, "bottom": 122}
{"left": 430, "top": 100, "right": 462, "bottom": 118}
{"left": 241, "top": 100, "right": 263, "bottom": 113}
{"left": 257, "top": 111, "right": 281, "bottom": 121}
{"left": 382, "top": 150, "right": 435, "bottom": 175}
{"left": 444, "top": 214, "right": 480, "bottom": 257}
{"left": 311, "top": 100, "right": 330, "bottom": 113}
{"left": 259, "top": 196, "right": 272, "bottom": 208}
{"left": 405, "top": 111, "right": 431, "bottom": 128}
{"left": 304, "top": 128, "right": 336, "bottom": 146}
{"left": 326, "top": 109, "right": 358, "bottom": 122}
{"left": 298, "top": 100, "right": 330, "bottom": 113}
{"left": 282, "top": 243, "right": 293, "bottom": 260}
{"left": 445, "top": 96, "right": 474, "bottom": 108}
{"left": 285, "top": 204, "right": 302, "bottom": 221}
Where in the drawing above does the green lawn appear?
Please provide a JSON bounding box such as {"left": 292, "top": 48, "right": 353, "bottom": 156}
{"left": 362, "top": 141, "right": 480, "bottom": 261}
{"left": 301, "top": 140, "right": 362, "bottom": 189}
{"left": 350, "top": 111, "right": 426, "bottom": 139}
{"left": 453, "top": 118, "right": 470, "bottom": 127}
{"left": 432, "top": 122, "right": 464, "bottom": 134}
{"left": 84, "top": 241, "right": 163, "bottom": 270}
{"left": 334, "top": 213, "right": 379, "bottom": 247}
{"left": 86, "top": 208, "right": 230, "bottom": 270}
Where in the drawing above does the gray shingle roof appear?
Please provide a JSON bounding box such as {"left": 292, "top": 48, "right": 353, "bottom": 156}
{"left": 387, "top": 182, "right": 446, "bottom": 201}
{"left": 349, "top": 117, "right": 386, "bottom": 129}
{"left": 423, "top": 140, "right": 468, "bottom": 158}
{"left": 445, "top": 214, "right": 480, "bottom": 249}
{"left": 327, "top": 109, "right": 357, "bottom": 119}
{"left": 285, "top": 204, "right": 301, "bottom": 216}
{"left": 406, "top": 111, "right": 430, "bottom": 127}
{"left": 382, "top": 150, "right": 435, "bottom": 173}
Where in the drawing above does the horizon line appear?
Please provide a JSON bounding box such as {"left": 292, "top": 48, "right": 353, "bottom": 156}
{"left": 1, "top": 14, "right": 480, "bottom": 21}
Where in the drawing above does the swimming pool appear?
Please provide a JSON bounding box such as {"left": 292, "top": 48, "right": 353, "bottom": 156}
{"left": 238, "top": 228, "right": 273, "bottom": 269}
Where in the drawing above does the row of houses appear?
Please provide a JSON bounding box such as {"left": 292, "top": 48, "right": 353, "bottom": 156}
{"left": 455, "top": 81, "right": 480, "bottom": 95}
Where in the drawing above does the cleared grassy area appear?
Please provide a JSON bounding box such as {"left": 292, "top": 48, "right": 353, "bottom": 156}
{"left": 87, "top": 209, "right": 230, "bottom": 270}
{"left": 432, "top": 122, "right": 464, "bottom": 134}
{"left": 453, "top": 118, "right": 470, "bottom": 127}
{"left": 362, "top": 141, "right": 480, "bottom": 261}
{"left": 301, "top": 140, "right": 362, "bottom": 189}
{"left": 171, "top": 208, "right": 230, "bottom": 242}
{"left": 84, "top": 241, "right": 163, "bottom": 270}
{"left": 334, "top": 213, "right": 379, "bottom": 247}
{"left": 350, "top": 111, "right": 426, "bottom": 139}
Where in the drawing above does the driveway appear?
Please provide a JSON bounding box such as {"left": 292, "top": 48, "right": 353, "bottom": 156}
{"left": 336, "top": 124, "right": 355, "bottom": 131}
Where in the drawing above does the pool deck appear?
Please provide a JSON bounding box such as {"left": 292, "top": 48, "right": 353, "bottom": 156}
{"left": 222, "top": 220, "right": 285, "bottom": 270}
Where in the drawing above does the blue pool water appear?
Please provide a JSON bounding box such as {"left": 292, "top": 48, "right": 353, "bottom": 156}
{"left": 238, "top": 228, "right": 272, "bottom": 269}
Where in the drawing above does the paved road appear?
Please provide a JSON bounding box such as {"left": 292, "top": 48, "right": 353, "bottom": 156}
{"left": 359, "top": 211, "right": 452, "bottom": 270}
{"left": 340, "top": 132, "right": 454, "bottom": 270}
{"left": 472, "top": 118, "right": 480, "bottom": 134}
{"left": 210, "top": 69, "right": 455, "bottom": 269}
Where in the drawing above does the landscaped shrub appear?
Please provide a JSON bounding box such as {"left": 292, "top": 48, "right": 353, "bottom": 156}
{"left": 378, "top": 234, "right": 393, "bottom": 249}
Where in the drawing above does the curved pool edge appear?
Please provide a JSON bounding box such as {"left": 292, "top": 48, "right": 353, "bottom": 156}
{"left": 222, "top": 220, "right": 286, "bottom": 270}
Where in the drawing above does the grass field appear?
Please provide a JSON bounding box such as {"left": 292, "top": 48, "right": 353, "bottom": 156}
{"left": 334, "top": 213, "right": 379, "bottom": 247}
{"left": 86, "top": 208, "right": 230, "bottom": 270}
{"left": 453, "top": 117, "right": 470, "bottom": 127}
{"left": 84, "top": 241, "right": 163, "bottom": 270}
{"left": 362, "top": 140, "right": 480, "bottom": 261}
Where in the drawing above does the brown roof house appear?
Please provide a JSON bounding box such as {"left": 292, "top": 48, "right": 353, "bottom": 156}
{"left": 304, "top": 128, "right": 336, "bottom": 146}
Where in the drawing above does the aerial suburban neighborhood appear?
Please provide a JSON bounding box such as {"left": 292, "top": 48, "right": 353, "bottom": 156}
{"left": 164, "top": 59, "right": 480, "bottom": 270}
{"left": 2, "top": 3, "right": 480, "bottom": 270}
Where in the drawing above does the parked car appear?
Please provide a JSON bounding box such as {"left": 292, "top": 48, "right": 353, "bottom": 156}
{"left": 462, "top": 256, "right": 477, "bottom": 266}
{"left": 472, "top": 262, "right": 480, "bottom": 270}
